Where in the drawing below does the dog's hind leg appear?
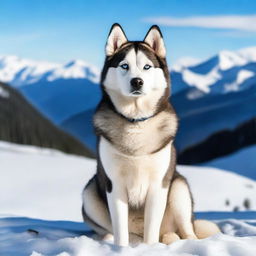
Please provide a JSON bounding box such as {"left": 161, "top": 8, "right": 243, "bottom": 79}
{"left": 82, "top": 176, "right": 112, "bottom": 237}
{"left": 167, "top": 173, "right": 197, "bottom": 240}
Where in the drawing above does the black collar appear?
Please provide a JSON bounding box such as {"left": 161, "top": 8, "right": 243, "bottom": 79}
{"left": 117, "top": 111, "right": 154, "bottom": 123}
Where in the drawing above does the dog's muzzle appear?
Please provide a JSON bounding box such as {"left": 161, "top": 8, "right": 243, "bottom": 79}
{"left": 130, "top": 77, "right": 144, "bottom": 95}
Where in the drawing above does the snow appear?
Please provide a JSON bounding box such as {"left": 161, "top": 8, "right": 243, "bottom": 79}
{"left": 0, "top": 141, "right": 96, "bottom": 221}
{"left": 186, "top": 88, "right": 205, "bottom": 100}
{"left": 47, "top": 60, "right": 100, "bottom": 83}
{"left": 0, "top": 55, "right": 59, "bottom": 86}
{"left": 1, "top": 217, "right": 256, "bottom": 256}
{"left": 178, "top": 166, "right": 256, "bottom": 212}
{"left": 182, "top": 68, "right": 220, "bottom": 93}
{"left": 236, "top": 70, "right": 254, "bottom": 84}
{"left": 0, "top": 55, "right": 100, "bottom": 86}
{"left": 237, "top": 46, "right": 256, "bottom": 63}
{"left": 1, "top": 141, "right": 256, "bottom": 220}
{"left": 218, "top": 50, "right": 247, "bottom": 71}
{"left": 0, "top": 46, "right": 255, "bottom": 95}
{"left": 171, "top": 57, "right": 201, "bottom": 72}
{"left": 171, "top": 46, "right": 256, "bottom": 94}
{"left": 1, "top": 141, "right": 256, "bottom": 255}
{"left": 224, "top": 70, "right": 254, "bottom": 92}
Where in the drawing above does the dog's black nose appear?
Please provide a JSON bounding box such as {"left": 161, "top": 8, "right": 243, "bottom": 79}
{"left": 130, "top": 77, "right": 144, "bottom": 90}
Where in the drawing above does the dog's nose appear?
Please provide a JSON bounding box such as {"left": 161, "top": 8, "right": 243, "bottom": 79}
{"left": 130, "top": 78, "right": 144, "bottom": 90}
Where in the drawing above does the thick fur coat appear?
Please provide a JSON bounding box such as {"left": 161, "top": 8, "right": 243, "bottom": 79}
{"left": 82, "top": 24, "right": 220, "bottom": 246}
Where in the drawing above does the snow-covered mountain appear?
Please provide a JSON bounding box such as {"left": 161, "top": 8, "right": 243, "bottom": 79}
{"left": 0, "top": 55, "right": 101, "bottom": 149}
{"left": 171, "top": 47, "right": 256, "bottom": 95}
{"left": 0, "top": 55, "right": 100, "bottom": 86}
{"left": 171, "top": 47, "right": 256, "bottom": 163}
{"left": 1, "top": 47, "right": 255, "bottom": 93}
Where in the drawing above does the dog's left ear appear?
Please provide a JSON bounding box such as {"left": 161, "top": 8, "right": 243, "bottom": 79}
{"left": 144, "top": 25, "right": 166, "bottom": 58}
{"left": 106, "top": 23, "right": 128, "bottom": 56}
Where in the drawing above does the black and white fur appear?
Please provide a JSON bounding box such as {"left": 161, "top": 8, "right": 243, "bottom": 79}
{"left": 82, "top": 24, "right": 220, "bottom": 246}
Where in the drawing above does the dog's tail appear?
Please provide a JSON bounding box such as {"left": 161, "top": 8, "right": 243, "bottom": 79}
{"left": 194, "top": 219, "right": 221, "bottom": 239}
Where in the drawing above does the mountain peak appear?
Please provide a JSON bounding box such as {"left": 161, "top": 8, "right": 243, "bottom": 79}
{"left": 171, "top": 46, "right": 256, "bottom": 95}
{"left": 48, "top": 59, "right": 99, "bottom": 83}
{"left": 64, "top": 59, "right": 88, "bottom": 68}
{"left": 171, "top": 57, "right": 201, "bottom": 72}
{"left": 0, "top": 55, "right": 100, "bottom": 86}
{"left": 217, "top": 50, "right": 247, "bottom": 70}
{"left": 238, "top": 46, "right": 256, "bottom": 62}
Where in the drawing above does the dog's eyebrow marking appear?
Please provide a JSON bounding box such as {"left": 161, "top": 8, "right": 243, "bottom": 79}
{"left": 107, "top": 45, "right": 134, "bottom": 67}
{"left": 137, "top": 45, "right": 161, "bottom": 68}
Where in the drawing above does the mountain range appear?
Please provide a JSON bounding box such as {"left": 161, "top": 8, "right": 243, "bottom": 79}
{"left": 0, "top": 47, "right": 256, "bottom": 176}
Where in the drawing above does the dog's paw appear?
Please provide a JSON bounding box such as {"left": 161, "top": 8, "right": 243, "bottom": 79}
{"left": 183, "top": 234, "right": 198, "bottom": 240}
{"left": 161, "top": 232, "right": 180, "bottom": 245}
{"left": 102, "top": 233, "right": 114, "bottom": 242}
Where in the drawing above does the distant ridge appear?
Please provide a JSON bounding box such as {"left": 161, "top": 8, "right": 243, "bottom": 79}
{"left": 178, "top": 118, "right": 256, "bottom": 164}
{"left": 0, "top": 82, "right": 94, "bottom": 158}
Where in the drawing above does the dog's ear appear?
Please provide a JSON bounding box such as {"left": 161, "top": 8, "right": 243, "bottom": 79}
{"left": 105, "top": 23, "right": 128, "bottom": 56}
{"left": 144, "top": 25, "right": 166, "bottom": 58}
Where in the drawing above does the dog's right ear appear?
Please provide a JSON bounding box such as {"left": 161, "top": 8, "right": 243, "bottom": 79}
{"left": 105, "top": 23, "right": 128, "bottom": 56}
{"left": 144, "top": 25, "right": 166, "bottom": 58}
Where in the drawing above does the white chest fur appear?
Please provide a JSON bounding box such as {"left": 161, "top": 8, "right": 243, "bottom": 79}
{"left": 99, "top": 137, "right": 172, "bottom": 208}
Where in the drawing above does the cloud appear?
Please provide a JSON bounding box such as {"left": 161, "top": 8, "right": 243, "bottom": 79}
{"left": 143, "top": 15, "right": 256, "bottom": 32}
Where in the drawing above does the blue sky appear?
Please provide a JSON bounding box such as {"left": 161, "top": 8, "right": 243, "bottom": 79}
{"left": 1, "top": 0, "right": 256, "bottom": 67}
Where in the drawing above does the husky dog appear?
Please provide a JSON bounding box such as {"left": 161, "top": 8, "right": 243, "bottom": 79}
{"left": 82, "top": 24, "right": 220, "bottom": 246}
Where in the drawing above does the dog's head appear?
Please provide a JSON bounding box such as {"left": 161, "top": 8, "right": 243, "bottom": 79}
{"left": 101, "top": 24, "right": 170, "bottom": 100}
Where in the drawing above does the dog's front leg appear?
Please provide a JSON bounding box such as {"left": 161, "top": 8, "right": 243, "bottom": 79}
{"left": 144, "top": 184, "right": 168, "bottom": 244}
{"left": 107, "top": 186, "right": 129, "bottom": 246}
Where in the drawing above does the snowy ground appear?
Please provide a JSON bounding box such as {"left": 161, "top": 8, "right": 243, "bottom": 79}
{"left": 1, "top": 216, "right": 256, "bottom": 256}
{"left": 1, "top": 141, "right": 255, "bottom": 221}
{"left": 1, "top": 141, "right": 256, "bottom": 255}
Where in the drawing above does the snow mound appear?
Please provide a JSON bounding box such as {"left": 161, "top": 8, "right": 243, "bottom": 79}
{"left": 178, "top": 166, "right": 256, "bottom": 212}
{"left": 0, "top": 141, "right": 96, "bottom": 221}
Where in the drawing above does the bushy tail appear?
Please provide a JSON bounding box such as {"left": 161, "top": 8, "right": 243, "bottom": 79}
{"left": 194, "top": 219, "right": 221, "bottom": 239}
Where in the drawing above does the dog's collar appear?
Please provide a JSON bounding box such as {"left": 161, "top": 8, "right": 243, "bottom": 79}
{"left": 117, "top": 111, "right": 154, "bottom": 123}
{"left": 106, "top": 96, "right": 155, "bottom": 123}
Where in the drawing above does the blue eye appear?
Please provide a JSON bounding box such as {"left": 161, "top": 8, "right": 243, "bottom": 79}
{"left": 144, "top": 64, "right": 152, "bottom": 70}
{"left": 120, "top": 64, "right": 129, "bottom": 70}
